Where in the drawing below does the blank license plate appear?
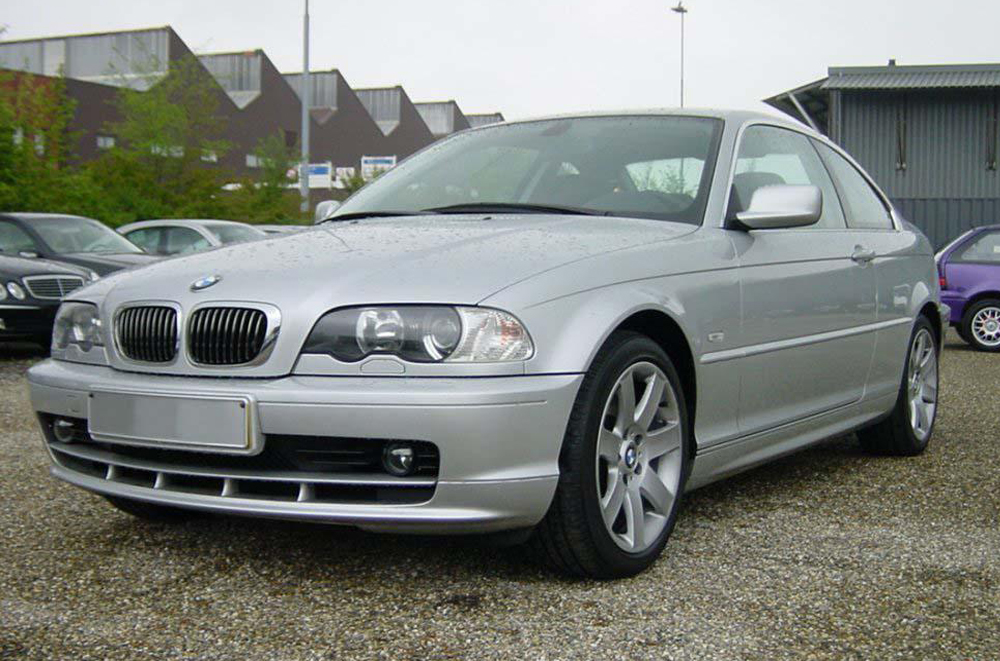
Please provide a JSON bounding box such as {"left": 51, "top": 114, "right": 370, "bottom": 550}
{"left": 88, "top": 390, "right": 259, "bottom": 454}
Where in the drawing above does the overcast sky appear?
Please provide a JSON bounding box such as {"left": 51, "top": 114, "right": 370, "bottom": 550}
{"left": 3, "top": 0, "right": 999, "bottom": 120}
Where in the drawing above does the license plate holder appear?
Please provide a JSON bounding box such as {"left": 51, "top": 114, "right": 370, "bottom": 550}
{"left": 88, "top": 390, "right": 261, "bottom": 455}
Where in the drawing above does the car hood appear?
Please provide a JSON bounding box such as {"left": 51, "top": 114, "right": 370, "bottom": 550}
{"left": 98, "top": 215, "right": 696, "bottom": 310}
{"left": 0, "top": 254, "right": 92, "bottom": 278}
{"left": 60, "top": 252, "right": 161, "bottom": 275}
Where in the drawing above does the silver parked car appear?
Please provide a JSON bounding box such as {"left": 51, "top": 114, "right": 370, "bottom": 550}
{"left": 117, "top": 219, "right": 267, "bottom": 256}
{"left": 28, "top": 111, "right": 946, "bottom": 578}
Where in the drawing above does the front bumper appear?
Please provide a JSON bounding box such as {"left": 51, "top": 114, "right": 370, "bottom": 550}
{"left": 0, "top": 303, "right": 57, "bottom": 340}
{"left": 28, "top": 360, "right": 582, "bottom": 533}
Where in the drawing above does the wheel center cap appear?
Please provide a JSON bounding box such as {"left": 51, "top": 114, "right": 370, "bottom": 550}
{"left": 623, "top": 443, "right": 638, "bottom": 470}
{"left": 987, "top": 321, "right": 999, "bottom": 333}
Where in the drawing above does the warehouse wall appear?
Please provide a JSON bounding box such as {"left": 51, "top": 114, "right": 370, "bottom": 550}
{"left": 837, "top": 90, "right": 1000, "bottom": 247}
{"left": 839, "top": 90, "right": 999, "bottom": 199}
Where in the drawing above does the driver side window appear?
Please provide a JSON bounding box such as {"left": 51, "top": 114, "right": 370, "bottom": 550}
{"left": 124, "top": 228, "right": 162, "bottom": 254}
{"left": 0, "top": 221, "right": 38, "bottom": 254}
{"left": 730, "top": 126, "right": 846, "bottom": 230}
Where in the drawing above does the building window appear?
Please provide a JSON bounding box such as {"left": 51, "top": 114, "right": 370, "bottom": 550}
{"left": 151, "top": 144, "right": 184, "bottom": 158}
{"left": 12, "top": 127, "right": 23, "bottom": 146}
{"left": 34, "top": 134, "right": 44, "bottom": 156}
{"left": 96, "top": 135, "right": 116, "bottom": 150}
{"left": 201, "top": 149, "right": 218, "bottom": 163}
{"left": 246, "top": 153, "right": 261, "bottom": 168}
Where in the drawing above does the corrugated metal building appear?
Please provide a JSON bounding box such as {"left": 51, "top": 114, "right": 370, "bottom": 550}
{"left": 355, "top": 86, "right": 436, "bottom": 160}
{"left": 282, "top": 69, "right": 390, "bottom": 171}
{"left": 467, "top": 112, "right": 505, "bottom": 128}
{"left": 414, "top": 101, "right": 471, "bottom": 138}
{"left": 1, "top": 25, "right": 503, "bottom": 185}
{"left": 766, "top": 62, "right": 1000, "bottom": 248}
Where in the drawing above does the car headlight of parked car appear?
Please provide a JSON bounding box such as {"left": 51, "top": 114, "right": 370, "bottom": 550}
{"left": 302, "top": 306, "right": 534, "bottom": 363}
{"left": 52, "top": 302, "right": 104, "bottom": 352}
{"left": 5, "top": 281, "right": 26, "bottom": 300}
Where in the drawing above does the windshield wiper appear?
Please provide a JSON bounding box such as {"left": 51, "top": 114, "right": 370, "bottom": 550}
{"left": 423, "top": 202, "right": 608, "bottom": 216}
{"left": 321, "top": 210, "right": 423, "bottom": 223}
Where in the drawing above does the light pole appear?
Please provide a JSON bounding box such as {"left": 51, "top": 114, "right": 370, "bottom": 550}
{"left": 671, "top": 1, "right": 688, "bottom": 108}
{"left": 299, "top": 0, "right": 311, "bottom": 214}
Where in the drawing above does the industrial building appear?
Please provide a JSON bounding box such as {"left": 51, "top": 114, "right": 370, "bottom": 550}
{"left": 767, "top": 62, "right": 1000, "bottom": 247}
{"left": 0, "top": 25, "right": 504, "bottom": 186}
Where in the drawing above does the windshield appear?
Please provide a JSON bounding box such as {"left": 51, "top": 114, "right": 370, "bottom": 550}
{"left": 204, "top": 223, "right": 266, "bottom": 245}
{"left": 30, "top": 216, "right": 143, "bottom": 254}
{"left": 332, "top": 116, "right": 723, "bottom": 225}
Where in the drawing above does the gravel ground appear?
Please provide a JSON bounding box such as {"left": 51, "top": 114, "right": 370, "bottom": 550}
{"left": 0, "top": 333, "right": 997, "bottom": 660}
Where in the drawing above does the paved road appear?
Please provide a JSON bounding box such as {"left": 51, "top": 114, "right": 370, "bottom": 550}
{"left": 0, "top": 334, "right": 996, "bottom": 660}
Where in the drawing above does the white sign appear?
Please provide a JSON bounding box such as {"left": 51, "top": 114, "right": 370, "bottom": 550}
{"left": 361, "top": 155, "right": 397, "bottom": 181}
{"left": 307, "top": 162, "right": 333, "bottom": 189}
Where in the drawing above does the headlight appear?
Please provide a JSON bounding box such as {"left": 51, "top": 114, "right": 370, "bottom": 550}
{"left": 302, "top": 306, "right": 533, "bottom": 363}
{"left": 0, "top": 283, "right": 7, "bottom": 301}
{"left": 6, "top": 282, "right": 26, "bottom": 300}
{"left": 52, "top": 302, "right": 104, "bottom": 352}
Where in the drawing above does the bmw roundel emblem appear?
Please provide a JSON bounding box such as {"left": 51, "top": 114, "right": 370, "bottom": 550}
{"left": 190, "top": 275, "right": 222, "bottom": 291}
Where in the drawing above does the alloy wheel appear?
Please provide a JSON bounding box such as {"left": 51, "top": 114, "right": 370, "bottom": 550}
{"left": 907, "top": 328, "right": 938, "bottom": 442}
{"left": 971, "top": 306, "right": 1000, "bottom": 347}
{"left": 595, "top": 361, "right": 683, "bottom": 553}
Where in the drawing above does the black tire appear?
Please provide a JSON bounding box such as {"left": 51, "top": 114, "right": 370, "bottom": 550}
{"left": 104, "top": 495, "right": 198, "bottom": 522}
{"left": 955, "top": 324, "right": 972, "bottom": 346}
{"left": 961, "top": 298, "right": 1000, "bottom": 352}
{"left": 857, "top": 316, "right": 938, "bottom": 456}
{"left": 528, "top": 331, "right": 690, "bottom": 579}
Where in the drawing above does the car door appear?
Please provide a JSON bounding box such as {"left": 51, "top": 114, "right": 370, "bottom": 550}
{"left": 813, "top": 141, "right": 917, "bottom": 402}
{"left": 726, "top": 125, "right": 877, "bottom": 435}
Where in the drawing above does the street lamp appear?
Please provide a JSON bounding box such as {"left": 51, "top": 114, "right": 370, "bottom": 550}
{"left": 299, "top": 0, "right": 311, "bottom": 214}
{"left": 671, "top": 1, "right": 688, "bottom": 108}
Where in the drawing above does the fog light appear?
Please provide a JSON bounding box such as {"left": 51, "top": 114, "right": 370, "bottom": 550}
{"left": 382, "top": 442, "right": 416, "bottom": 476}
{"left": 52, "top": 418, "right": 77, "bottom": 443}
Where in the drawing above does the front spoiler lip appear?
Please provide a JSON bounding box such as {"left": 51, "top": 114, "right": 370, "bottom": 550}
{"left": 52, "top": 464, "right": 557, "bottom": 534}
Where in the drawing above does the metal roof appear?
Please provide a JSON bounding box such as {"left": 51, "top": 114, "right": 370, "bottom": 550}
{"left": 467, "top": 113, "right": 505, "bottom": 128}
{"left": 825, "top": 64, "right": 1000, "bottom": 90}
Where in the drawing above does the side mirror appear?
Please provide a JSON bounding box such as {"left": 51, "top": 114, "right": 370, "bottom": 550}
{"left": 18, "top": 250, "right": 39, "bottom": 259}
{"left": 314, "top": 200, "right": 341, "bottom": 224}
{"left": 735, "top": 185, "right": 822, "bottom": 230}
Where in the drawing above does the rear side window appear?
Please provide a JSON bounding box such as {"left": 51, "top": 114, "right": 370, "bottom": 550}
{"left": 165, "top": 227, "right": 211, "bottom": 255}
{"left": 953, "top": 231, "right": 1000, "bottom": 264}
{"left": 813, "top": 142, "right": 894, "bottom": 230}
{"left": 730, "top": 126, "right": 846, "bottom": 229}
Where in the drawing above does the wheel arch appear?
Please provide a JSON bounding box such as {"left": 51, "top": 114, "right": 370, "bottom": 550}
{"left": 963, "top": 290, "right": 1000, "bottom": 313}
{"left": 613, "top": 309, "right": 699, "bottom": 456}
{"left": 918, "top": 301, "right": 943, "bottom": 347}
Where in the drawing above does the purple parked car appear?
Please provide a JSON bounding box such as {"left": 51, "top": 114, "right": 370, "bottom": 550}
{"left": 937, "top": 225, "right": 1000, "bottom": 351}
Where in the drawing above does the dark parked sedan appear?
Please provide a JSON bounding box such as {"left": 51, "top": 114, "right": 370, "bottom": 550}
{"left": 0, "top": 213, "right": 159, "bottom": 276}
{"left": 937, "top": 224, "right": 1000, "bottom": 351}
{"left": 0, "top": 254, "right": 94, "bottom": 347}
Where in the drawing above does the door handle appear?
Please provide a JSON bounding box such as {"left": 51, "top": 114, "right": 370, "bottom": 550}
{"left": 851, "top": 247, "right": 876, "bottom": 264}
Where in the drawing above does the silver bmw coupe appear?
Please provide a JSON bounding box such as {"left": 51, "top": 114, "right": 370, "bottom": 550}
{"left": 28, "top": 110, "right": 947, "bottom": 578}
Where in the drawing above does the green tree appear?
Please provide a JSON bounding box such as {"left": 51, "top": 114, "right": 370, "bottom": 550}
{"left": 87, "top": 54, "right": 233, "bottom": 225}
{"left": 0, "top": 69, "right": 108, "bottom": 218}
{"left": 223, "top": 132, "right": 301, "bottom": 223}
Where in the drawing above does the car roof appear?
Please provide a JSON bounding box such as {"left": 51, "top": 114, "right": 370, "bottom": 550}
{"left": 0, "top": 212, "right": 96, "bottom": 222}
{"left": 119, "top": 219, "right": 252, "bottom": 230}
{"left": 500, "top": 108, "right": 800, "bottom": 129}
